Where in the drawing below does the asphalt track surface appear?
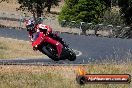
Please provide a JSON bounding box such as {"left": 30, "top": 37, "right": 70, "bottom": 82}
{"left": 0, "top": 28, "right": 132, "bottom": 65}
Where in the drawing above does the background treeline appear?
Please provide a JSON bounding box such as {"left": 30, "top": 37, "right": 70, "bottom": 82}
{"left": 58, "top": 0, "right": 132, "bottom": 26}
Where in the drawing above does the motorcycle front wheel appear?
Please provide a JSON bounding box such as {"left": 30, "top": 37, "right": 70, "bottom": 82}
{"left": 41, "top": 44, "right": 59, "bottom": 61}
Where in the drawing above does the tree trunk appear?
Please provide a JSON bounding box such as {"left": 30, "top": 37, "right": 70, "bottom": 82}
{"left": 47, "top": 0, "right": 52, "bottom": 13}
{"left": 37, "top": 0, "right": 43, "bottom": 18}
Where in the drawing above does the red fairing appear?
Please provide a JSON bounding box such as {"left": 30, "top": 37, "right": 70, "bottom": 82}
{"left": 32, "top": 32, "right": 44, "bottom": 47}
{"left": 43, "top": 36, "right": 63, "bottom": 57}
{"left": 32, "top": 32, "right": 63, "bottom": 57}
{"left": 36, "top": 24, "right": 52, "bottom": 34}
{"left": 45, "top": 25, "right": 52, "bottom": 33}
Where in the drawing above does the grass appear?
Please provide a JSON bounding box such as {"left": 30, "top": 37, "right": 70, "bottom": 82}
{"left": 0, "top": 64, "right": 131, "bottom": 88}
{"left": 0, "top": 37, "right": 46, "bottom": 59}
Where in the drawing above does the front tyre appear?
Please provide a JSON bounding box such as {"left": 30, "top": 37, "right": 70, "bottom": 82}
{"left": 41, "top": 45, "right": 59, "bottom": 61}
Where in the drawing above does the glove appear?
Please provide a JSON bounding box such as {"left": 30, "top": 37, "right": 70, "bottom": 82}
{"left": 30, "top": 38, "right": 34, "bottom": 42}
{"left": 33, "top": 47, "right": 37, "bottom": 51}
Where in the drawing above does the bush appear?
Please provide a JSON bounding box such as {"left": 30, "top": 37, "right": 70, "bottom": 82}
{"left": 58, "top": 0, "right": 107, "bottom": 23}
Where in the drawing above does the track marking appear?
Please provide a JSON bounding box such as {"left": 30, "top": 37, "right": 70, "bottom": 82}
{"left": 72, "top": 49, "right": 82, "bottom": 57}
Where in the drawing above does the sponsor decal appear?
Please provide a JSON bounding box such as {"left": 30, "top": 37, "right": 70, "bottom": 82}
{"left": 76, "top": 67, "right": 131, "bottom": 85}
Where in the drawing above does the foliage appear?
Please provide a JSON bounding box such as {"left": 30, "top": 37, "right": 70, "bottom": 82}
{"left": 0, "top": 0, "right": 9, "bottom": 3}
{"left": 58, "top": 0, "right": 107, "bottom": 23}
{"left": 102, "top": 0, "right": 111, "bottom": 7}
{"left": 100, "top": 9, "right": 124, "bottom": 26}
{"left": 17, "top": 0, "right": 60, "bottom": 18}
{"left": 118, "top": 0, "right": 132, "bottom": 25}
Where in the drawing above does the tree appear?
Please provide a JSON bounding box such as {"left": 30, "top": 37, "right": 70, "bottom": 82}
{"left": 46, "top": 0, "right": 60, "bottom": 12}
{"left": 58, "top": 0, "right": 107, "bottom": 23}
{"left": 0, "top": 0, "right": 8, "bottom": 3}
{"left": 118, "top": 0, "right": 132, "bottom": 25}
{"left": 103, "top": 0, "right": 111, "bottom": 7}
{"left": 17, "top": 0, "right": 60, "bottom": 18}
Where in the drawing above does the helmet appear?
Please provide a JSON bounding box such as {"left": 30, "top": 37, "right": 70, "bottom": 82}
{"left": 25, "top": 19, "right": 35, "bottom": 31}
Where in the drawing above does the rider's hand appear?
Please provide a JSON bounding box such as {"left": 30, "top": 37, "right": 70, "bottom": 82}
{"left": 31, "top": 38, "right": 34, "bottom": 42}
{"left": 29, "top": 36, "right": 33, "bottom": 42}
{"left": 46, "top": 32, "right": 49, "bottom": 36}
{"left": 33, "top": 47, "right": 37, "bottom": 51}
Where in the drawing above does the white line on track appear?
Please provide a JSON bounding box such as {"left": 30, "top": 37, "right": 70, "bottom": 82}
{"left": 72, "top": 49, "right": 82, "bottom": 57}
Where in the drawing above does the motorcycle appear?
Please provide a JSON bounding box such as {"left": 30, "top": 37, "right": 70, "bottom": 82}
{"left": 32, "top": 32, "right": 76, "bottom": 61}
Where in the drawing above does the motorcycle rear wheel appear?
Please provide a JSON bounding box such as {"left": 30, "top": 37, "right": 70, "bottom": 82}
{"left": 67, "top": 49, "right": 76, "bottom": 61}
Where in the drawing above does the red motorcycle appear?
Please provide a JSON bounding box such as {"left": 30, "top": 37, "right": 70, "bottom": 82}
{"left": 32, "top": 32, "right": 76, "bottom": 61}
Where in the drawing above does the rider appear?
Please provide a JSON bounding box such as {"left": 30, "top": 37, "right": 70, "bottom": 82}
{"left": 25, "top": 18, "right": 67, "bottom": 45}
{"left": 25, "top": 18, "right": 67, "bottom": 58}
{"left": 25, "top": 19, "right": 36, "bottom": 41}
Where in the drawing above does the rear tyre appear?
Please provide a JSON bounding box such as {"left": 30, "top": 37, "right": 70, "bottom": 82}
{"left": 41, "top": 45, "right": 59, "bottom": 61}
{"left": 67, "top": 49, "right": 76, "bottom": 61}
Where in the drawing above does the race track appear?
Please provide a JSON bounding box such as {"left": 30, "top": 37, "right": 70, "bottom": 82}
{"left": 0, "top": 28, "right": 132, "bottom": 64}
